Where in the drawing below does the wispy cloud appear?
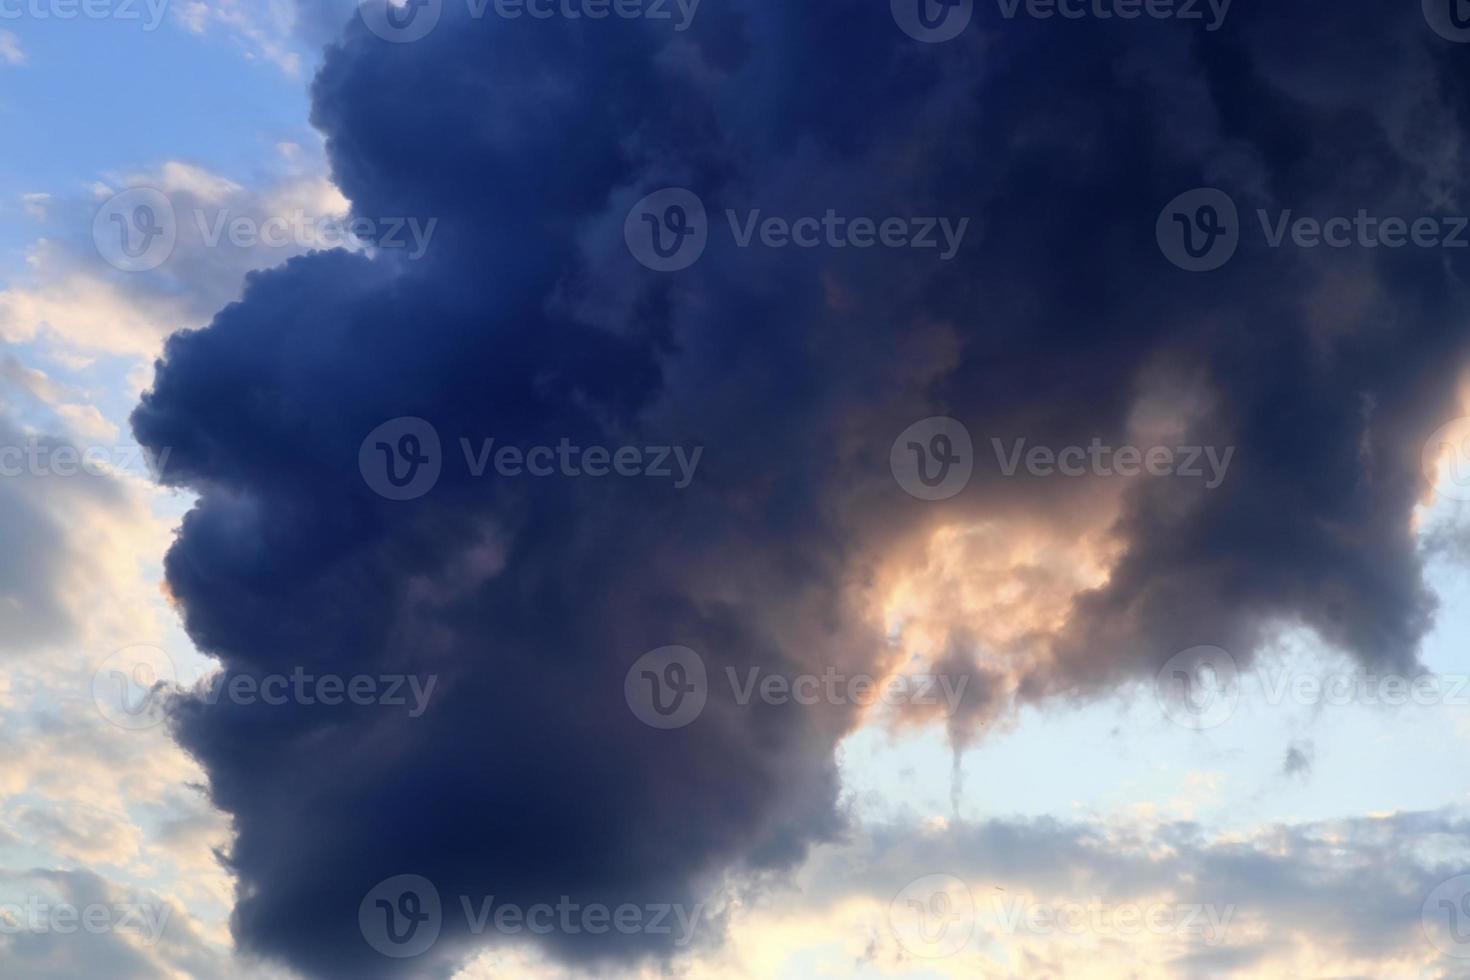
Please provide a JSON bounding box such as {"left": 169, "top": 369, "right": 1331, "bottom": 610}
{"left": 20, "top": 193, "right": 50, "bottom": 221}
{"left": 173, "top": 0, "right": 304, "bottom": 76}
{"left": 0, "top": 30, "right": 26, "bottom": 67}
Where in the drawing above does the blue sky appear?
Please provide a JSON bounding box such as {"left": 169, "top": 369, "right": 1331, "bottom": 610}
{"left": 0, "top": 7, "right": 323, "bottom": 273}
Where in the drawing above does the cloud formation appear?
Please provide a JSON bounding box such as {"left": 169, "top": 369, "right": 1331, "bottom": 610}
{"left": 131, "top": 2, "right": 1470, "bottom": 976}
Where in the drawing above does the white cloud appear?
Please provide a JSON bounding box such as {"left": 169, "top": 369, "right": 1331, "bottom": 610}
{"left": 171, "top": 0, "right": 304, "bottom": 76}
{"left": 1, "top": 158, "right": 347, "bottom": 359}
{"left": 0, "top": 869, "right": 284, "bottom": 979}
{"left": 0, "top": 145, "right": 354, "bottom": 980}
{"left": 21, "top": 193, "right": 50, "bottom": 221}
{"left": 460, "top": 809, "right": 1467, "bottom": 979}
{"left": 0, "top": 31, "right": 26, "bottom": 67}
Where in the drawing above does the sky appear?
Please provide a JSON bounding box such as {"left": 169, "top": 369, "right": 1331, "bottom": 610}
{"left": 4, "top": 1, "right": 1470, "bottom": 977}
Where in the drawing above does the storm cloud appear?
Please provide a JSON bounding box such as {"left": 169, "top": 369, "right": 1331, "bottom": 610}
{"left": 132, "top": 1, "right": 1470, "bottom": 975}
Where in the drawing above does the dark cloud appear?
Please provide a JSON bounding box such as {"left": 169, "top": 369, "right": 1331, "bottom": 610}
{"left": 1283, "top": 738, "right": 1315, "bottom": 780}
{"left": 132, "top": 1, "right": 1470, "bottom": 976}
